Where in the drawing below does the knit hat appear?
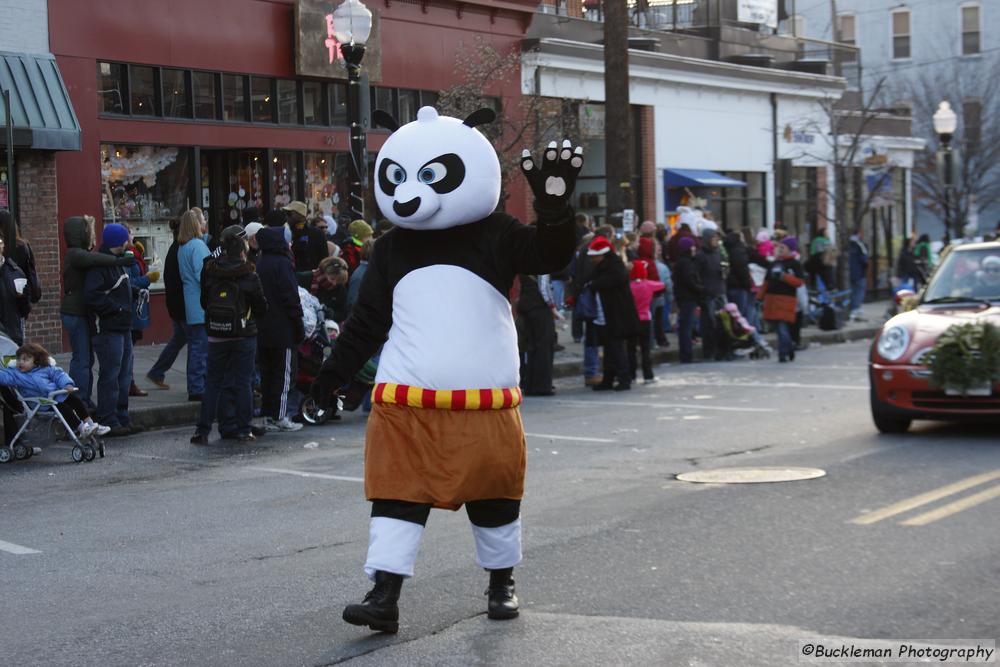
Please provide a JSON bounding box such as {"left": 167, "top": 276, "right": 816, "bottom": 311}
{"left": 678, "top": 236, "right": 695, "bottom": 254}
{"left": 587, "top": 237, "right": 613, "bottom": 256}
{"left": 102, "top": 223, "right": 129, "bottom": 249}
{"left": 639, "top": 220, "right": 656, "bottom": 235}
{"left": 629, "top": 260, "right": 648, "bottom": 280}
{"left": 348, "top": 219, "right": 373, "bottom": 241}
{"left": 781, "top": 236, "right": 799, "bottom": 254}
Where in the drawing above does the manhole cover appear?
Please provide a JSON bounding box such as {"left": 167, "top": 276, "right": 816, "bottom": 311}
{"left": 676, "top": 467, "right": 826, "bottom": 484}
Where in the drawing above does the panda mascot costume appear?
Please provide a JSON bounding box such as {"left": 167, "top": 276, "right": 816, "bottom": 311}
{"left": 312, "top": 105, "right": 583, "bottom": 633}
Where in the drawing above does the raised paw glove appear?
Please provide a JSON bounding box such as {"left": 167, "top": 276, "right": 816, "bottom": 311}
{"left": 520, "top": 139, "right": 585, "bottom": 218}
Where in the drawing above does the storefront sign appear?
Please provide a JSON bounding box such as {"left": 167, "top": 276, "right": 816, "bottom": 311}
{"left": 738, "top": 0, "right": 778, "bottom": 28}
{"left": 295, "top": 0, "right": 382, "bottom": 81}
{"left": 579, "top": 104, "right": 605, "bottom": 138}
{"left": 622, "top": 208, "right": 635, "bottom": 232}
{"left": 782, "top": 124, "right": 815, "bottom": 144}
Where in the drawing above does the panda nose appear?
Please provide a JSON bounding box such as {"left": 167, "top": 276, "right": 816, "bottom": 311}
{"left": 393, "top": 197, "right": 421, "bottom": 217}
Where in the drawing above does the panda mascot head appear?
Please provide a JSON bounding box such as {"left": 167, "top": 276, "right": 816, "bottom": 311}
{"left": 373, "top": 106, "right": 501, "bottom": 231}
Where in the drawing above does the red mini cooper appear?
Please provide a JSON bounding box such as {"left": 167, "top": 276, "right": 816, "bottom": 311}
{"left": 870, "top": 241, "right": 1000, "bottom": 433}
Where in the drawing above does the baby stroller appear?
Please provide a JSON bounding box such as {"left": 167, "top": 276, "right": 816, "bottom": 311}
{"left": 0, "top": 334, "right": 104, "bottom": 464}
{"left": 716, "top": 303, "right": 772, "bottom": 360}
{"left": 296, "top": 325, "right": 378, "bottom": 425}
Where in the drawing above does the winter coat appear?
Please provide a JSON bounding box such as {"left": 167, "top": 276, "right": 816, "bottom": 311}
{"left": 848, "top": 237, "right": 869, "bottom": 283}
{"left": 346, "top": 260, "right": 367, "bottom": 313}
{"left": 666, "top": 227, "right": 697, "bottom": 264}
{"left": 126, "top": 256, "right": 150, "bottom": 332}
{"left": 200, "top": 256, "right": 268, "bottom": 339}
{"left": 590, "top": 253, "right": 640, "bottom": 340}
{"left": 177, "top": 237, "right": 211, "bottom": 325}
{"left": 0, "top": 260, "right": 29, "bottom": 344}
{"left": 339, "top": 239, "right": 363, "bottom": 275}
{"left": 896, "top": 247, "right": 925, "bottom": 285}
{"left": 517, "top": 274, "right": 549, "bottom": 314}
{"left": 292, "top": 223, "right": 328, "bottom": 272}
{"left": 724, "top": 233, "right": 753, "bottom": 291}
{"left": 630, "top": 279, "right": 665, "bottom": 321}
{"left": 61, "top": 216, "right": 129, "bottom": 317}
{"left": 0, "top": 364, "right": 74, "bottom": 402}
{"left": 673, "top": 253, "right": 703, "bottom": 303}
{"left": 163, "top": 240, "right": 185, "bottom": 322}
{"left": 694, "top": 245, "right": 726, "bottom": 299}
{"left": 255, "top": 227, "right": 305, "bottom": 348}
{"left": 83, "top": 247, "right": 135, "bottom": 334}
{"left": 760, "top": 256, "right": 805, "bottom": 323}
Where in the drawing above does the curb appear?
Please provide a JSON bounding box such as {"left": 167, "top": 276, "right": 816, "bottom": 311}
{"left": 127, "top": 325, "right": 882, "bottom": 430}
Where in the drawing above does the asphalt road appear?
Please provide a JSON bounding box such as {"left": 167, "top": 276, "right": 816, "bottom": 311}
{"left": 3, "top": 340, "right": 999, "bottom": 667}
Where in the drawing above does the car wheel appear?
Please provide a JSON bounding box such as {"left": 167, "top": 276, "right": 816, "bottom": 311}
{"left": 870, "top": 386, "right": 912, "bottom": 434}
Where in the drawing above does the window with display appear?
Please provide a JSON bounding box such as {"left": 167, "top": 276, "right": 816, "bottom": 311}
{"left": 272, "top": 151, "right": 298, "bottom": 209}
{"left": 101, "top": 144, "right": 191, "bottom": 291}
{"left": 305, "top": 152, "right": 344, "bottom": 218}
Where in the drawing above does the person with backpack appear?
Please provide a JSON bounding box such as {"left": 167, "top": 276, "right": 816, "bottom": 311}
{"left": 255, "top": 226, "right": 304, "bottom": 432}
{"left": 190, "top": 226, "right": 268, "bottom": 445}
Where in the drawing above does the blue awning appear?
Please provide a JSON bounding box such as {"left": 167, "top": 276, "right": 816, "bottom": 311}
{"left": 0, "top": 51, "right": 81, "bottom": 151}
{"left": 663, "top": 169, "right": 746, "bottom": 188}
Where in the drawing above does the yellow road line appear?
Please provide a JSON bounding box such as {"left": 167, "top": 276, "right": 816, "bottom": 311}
{"left": 899, "top": 483, "right": 1000, "bottom": 526}
{"left": 849, "top": 469, "right": 1000, "bottom": 525}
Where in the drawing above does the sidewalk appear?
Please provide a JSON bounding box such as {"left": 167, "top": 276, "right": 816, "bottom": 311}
{"left": 53, "top": 300, "right": 888, "bottom": 430}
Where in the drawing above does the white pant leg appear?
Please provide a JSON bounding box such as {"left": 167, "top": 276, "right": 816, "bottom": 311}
{"left": 470, "top": 518, "right": 522, "bottom": 569}
{"left": 364, "top": 516, "right": 425, "bottom": 580}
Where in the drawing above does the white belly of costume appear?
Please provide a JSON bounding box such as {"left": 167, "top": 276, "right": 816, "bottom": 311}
{"left": 375, "top": 264, "right": 520, "bottom": 390}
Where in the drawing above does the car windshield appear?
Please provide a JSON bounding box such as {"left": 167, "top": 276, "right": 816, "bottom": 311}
{"left": 922, "top": 247, "right": 1000, "bottom": 303}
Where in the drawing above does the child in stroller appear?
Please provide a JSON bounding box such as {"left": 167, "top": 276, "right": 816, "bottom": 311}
{"left": 296, "top": 319, "right": 378, "bottom": 424}
{"left": 716, "top": 303, "right": 772, "bottom": 360}
{"left": 0, "top": 340, "right": 111, "bottom": 463}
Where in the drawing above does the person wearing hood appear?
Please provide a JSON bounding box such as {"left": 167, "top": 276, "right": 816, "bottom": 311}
{"left": 255, "top": 226, "right": 304, "bottom": 432}
{"left": 190, "top": 226, "right": 268, "bottom": 445}
{"left": 759, "top": 236, "right": 805, "bottom": 362}
{"left": 724, "top": 231, "right": 753, "bottom": 320}
{"left": 693, "top": 227, "right": 726, "bottom": 361}
{"left": 587, "top": 237, "right": 639, "bottom": 391}
{"left": 672, "top": 236, "right": 702, "bottom": 363}
{"left": 84, "top": 223, "right": 140, "bottom": 437}
{"left": 61, "top": 214, "right": 135, "bottom": 408}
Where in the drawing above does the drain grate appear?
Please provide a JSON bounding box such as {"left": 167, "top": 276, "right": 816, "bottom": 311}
{"left": 676, "top": 467, "right": 826, "bottom": 484}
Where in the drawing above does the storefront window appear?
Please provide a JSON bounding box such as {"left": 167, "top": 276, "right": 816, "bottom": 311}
{"left": 251, "top": 76, "right": 274, "bottom": 123}
{"left": 129, "top": 65, "right": 156, "bottom": 116}
{"left": 100, "top": 144, "right": 191, "bottom": 291}
{"left": 223, "top": 74, "right": 248, "bottom": 121}
{"left": 277, "top": 79, "right": 299, "bottom": 124}
{"left": 0, "top": 165, "right": 11, "bottom": 211}
{"left": 193, "top": 71, "right": 218, "bottom": 120}
{"left": 303, "top": 81, "right": 325, "bottom": 126}
{"left": 305, "top": 152, "right": 343, "bottom": 218}
{"left": 161, "top": 68, "right": 190, "bottom": 118}
{"left": 271, "top": 151, "right": 298, "bottom": 209}
{"left": 397, "top": 89, "right": 419, "bottom": 124}
{"left": 98, "top": 62, "right": 125, "bottom": 114}
{"left": 420, "top": 90, "right": 439, "bottom": 109}
{"left": 373, "top": 87, "right": 395, "bottom": 117}
{"left": 329, "top": 83, "right": 347, "bottom": 126}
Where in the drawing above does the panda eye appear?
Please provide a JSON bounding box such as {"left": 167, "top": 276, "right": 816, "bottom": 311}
{"left": 378, "top": 159, "right": 407, "bottom": 196}
{"left": 418, "top": 164, "right": 445, "bottom": 184}
{"left": 388, "top": 165, "right": 406, "bottom": 184}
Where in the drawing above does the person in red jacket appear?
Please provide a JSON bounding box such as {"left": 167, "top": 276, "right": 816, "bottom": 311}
{"left": 759, "top": 236, "right": 805, "bottom": 363}
{"left": 627, "top": 261, "right": 664, "bottom": 384}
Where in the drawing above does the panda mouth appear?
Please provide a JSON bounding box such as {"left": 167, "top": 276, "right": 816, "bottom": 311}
{"left": 393, "top": 197, "right": 421, "bottom": 218}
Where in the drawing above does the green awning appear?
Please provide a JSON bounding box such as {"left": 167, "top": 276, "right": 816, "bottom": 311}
{"left": 0, "top": 51, "right": 81, "bottom": 151}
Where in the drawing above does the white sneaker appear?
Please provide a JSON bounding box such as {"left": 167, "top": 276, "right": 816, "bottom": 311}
{"left": 94, "top": 424, "right": 111, "bottom": 436}
{"left": 265, "top": 417, "right": 303, "bottom": 432}
{"left": 78, "top": 422, "right": 96, "bottom": 437}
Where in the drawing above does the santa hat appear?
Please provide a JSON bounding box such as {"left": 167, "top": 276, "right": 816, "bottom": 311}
{"left": 587, "top": 237, "right": 613, "bottom": 256}
{"left": 629, "top": 261, "right": 648, "bottom": 280}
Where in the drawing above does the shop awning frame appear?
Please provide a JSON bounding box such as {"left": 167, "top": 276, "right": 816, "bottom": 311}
{"left": 663, "top": 169, "right": 746, "bottom": 189}
{"left": 0, "top": 51, "right": 81, "bottom": 151}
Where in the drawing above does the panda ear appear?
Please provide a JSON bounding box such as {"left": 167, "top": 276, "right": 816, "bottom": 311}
{"left": 463, "top": 108, "right": 496, "bottom": 128}
{"left": 372, "top": 109, "right": 400, "bottom": 132}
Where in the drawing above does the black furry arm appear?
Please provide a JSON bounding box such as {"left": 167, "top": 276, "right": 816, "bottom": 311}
{"left": 501, "top": 206, "right": 576, "bottom": 276}
{"left": 315, "top": 244, "right": 393, "bottom": 390}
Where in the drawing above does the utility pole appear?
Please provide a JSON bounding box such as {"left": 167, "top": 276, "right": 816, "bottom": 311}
{"left": 603, "top": 0, "right": 633, "bottom": 226}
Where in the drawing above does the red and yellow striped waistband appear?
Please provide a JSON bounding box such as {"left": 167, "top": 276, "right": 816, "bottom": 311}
{"left": 372, "top": 383, "right": 523, "bottom": 410}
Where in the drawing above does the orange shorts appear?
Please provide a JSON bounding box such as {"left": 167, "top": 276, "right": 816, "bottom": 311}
{"left": 364, "top": 402, "right": 527, "bottom": 510}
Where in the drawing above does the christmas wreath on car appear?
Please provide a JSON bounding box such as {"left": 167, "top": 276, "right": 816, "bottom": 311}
{"left": 926, "top": 322, "right": 1000, "bottom": 394}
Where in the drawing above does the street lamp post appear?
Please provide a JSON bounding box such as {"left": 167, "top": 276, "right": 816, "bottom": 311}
{"left": 932, "top": 100, "right": 958, "bottom": 240}
{"left": 331, "top": 0, "right": 373, "bottom": 222}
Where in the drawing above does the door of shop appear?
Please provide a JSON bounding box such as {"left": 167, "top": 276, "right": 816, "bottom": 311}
{"left": 200, "top": 149, "right": 265, "bottom": 239}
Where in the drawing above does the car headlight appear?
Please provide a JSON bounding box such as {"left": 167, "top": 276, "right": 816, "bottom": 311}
{"left": 877, "top": 325, "right": 911, "bottom": 361}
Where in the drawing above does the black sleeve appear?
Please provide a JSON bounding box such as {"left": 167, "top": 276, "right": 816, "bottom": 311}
{"left": 500, "top": 207, "right": 577, "bottom": 276}
{"left": 317, "top": 241, "right": 393, "bottom": 389}
{"left": 247, "top": 274, "right": 268, "bottom": 319}
{"left": 589, "top": 262, "right": 626, "bottom": 291}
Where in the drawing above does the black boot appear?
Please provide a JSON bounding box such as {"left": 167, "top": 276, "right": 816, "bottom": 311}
{"left": 485, "top": 567, "right": 519, "bottom": 620}
{"left": 342, "top": 570, "right": 404, "bottom": 633}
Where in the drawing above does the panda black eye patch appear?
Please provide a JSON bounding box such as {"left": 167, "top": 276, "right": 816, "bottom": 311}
{"left": 417, "top": 153, "right": 466, "bottom": 194}
{"left": 378, "top": 159, "right": 406, "bottom": 196}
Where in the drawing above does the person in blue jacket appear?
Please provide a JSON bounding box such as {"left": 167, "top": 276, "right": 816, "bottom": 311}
{"left": 0, "top": 342, "right": 111, "bottom": 437}
{"left": 83, "top": 223, "right": 140, "bottom": 437}
{"left": 255, "top": 224, "right": 304, "bottom": 432}
{"left": 176, "top": 208, "right": 212, "bottom": 401}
